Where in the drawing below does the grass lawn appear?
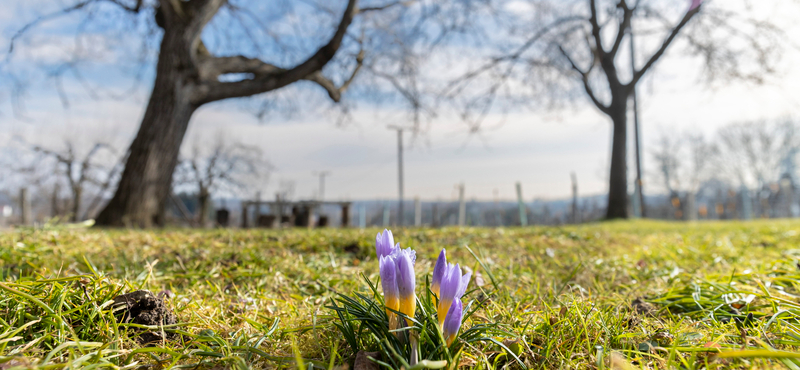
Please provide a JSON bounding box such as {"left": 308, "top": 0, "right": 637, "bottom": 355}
{"left": 1, "top": 220, "right": 800, "bottom": 369}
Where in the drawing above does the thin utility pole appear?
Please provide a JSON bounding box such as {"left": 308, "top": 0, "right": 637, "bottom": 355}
{"left": 388, "top": 126, "right": 405, "bottom": 226}
{"left": 515, "top": 182, "right": 527, "bottom": 227}
{"left": 493, "top": 189, "right": 502, "bottom": 226}
{"left": 571, "top": 172, "right": 579, "bottom": 224}
{"left": 630, "top": 20, "right": 646, "bottom": 217}
{"left": 255, "top": 191, "right": 262, "bottom": 222}
{"left": 20, "top": 188, "right": 31, "bottom": 226}
{"left": 457, "top": 183, "right": 466, "bottom": 226}
{"left": 414, "top": 197, "right": 421, "bottom": 226}
{"left": 432, "top": 202, "right": 439, "bottom": 227}
{"left": 313, "top": 171, "right": 331, "bottom": 200}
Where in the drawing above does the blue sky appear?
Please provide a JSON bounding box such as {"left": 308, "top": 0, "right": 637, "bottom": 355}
{"left": 3, "top": 0, "right": 800, "bottom": 202}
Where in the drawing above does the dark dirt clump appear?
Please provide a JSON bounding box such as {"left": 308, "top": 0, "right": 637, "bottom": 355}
{"left": 353, "top": 351, "right": 381, "bottom": 370}
{"left": 343, "top": 242, "right": 360, "bottom": 255}
{"left": 632, "top": 297, "right": 657, "bottom": 316}
{"left": 113, "top": 290, "right": 178, "bottom": 344}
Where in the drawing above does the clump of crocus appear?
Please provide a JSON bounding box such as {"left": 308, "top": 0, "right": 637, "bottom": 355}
{"left": 377, "top": 229, "right": 416, "bottom": 330}
{"left": 432, "top": 248, "right": 470, "bottom": 341}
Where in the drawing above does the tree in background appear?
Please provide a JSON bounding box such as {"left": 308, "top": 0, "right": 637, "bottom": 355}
{"left": 715, "top": 119, "right": 800, "bottom": 217}
{"left": 8, "top": 0, "right": 466, "bottom": 227}
{"left": 173, "top": 135, "right": 270, "bottom": 227}
{"left": 647, "top": 119, "right": 800, "bottom": 220}
{"left": 443, "top": 0, "right": 785, "bottom": 219}
{"left": 651, "top": 132, "right": 714, "bottom": 195}
{"left": 650, "top": 131, "right": 714, "bottom": 219}
{"left": 1, "top": 138, "right": 123, "bottom": 222}
{"left": 716, "top": 120, "right": 800, "bottom": 191}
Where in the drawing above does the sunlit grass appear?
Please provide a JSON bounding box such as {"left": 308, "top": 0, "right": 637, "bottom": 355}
{"left": 1, "top": 220, "right": 800, "bottom": 368}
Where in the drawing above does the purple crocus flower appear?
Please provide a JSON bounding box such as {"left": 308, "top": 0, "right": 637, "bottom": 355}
{"left": 436, "top": 263, "right": 471, "bottom": 329}
{"left": 431, "top": 249, "right": 447, "bottom": 297}
{"left": 689, "top": 0, "right": 702, "bottom": 11}
{"left": 376, "top": 229, "right": 399, "bottom": 258}
{"left": 442, "top": 298, "right": 463, "bottom": 345}
{"left": 395, "top": 248, "right": 416, "bottom": 323}
{"left": 377, "top": 229, "right": 417, "bottom": 329}
{"left": 380, "top": 255, "right": 400, "bottom": 330}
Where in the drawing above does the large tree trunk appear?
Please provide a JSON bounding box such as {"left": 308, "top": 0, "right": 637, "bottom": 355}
{"left": 605, "top": 100, "right": 629, "bottom": 219}
{"left": 95, "top": 28, "right": 198, "bottom": 227}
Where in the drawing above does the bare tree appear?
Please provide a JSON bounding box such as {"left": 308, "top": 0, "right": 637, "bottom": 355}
{"left": 8, "top": 0, "right": 462, "bottom": 227}
{"left": 650, "top": 130, "right": 715, "bottom": 219}
{"left": 174, "top": 135, "right": 270, "bottom": 227}
{"left": 650, "top": 131, "right": 714, "bottom": 195}
{"left": 651, "top": 133, "right": 681, "bottom": 196}
{"left": 2, "top": 138, "right": 122, "bottom": 222}
{"left": 649, "top": 120, "right": 800, "bottom": 219}
{"left": 276, "top": 180, "right": 296, "bottom": 202}
{"left": 715, "top": 119, "right": 800, "bottom": 192}
{"left": 443, "top": 0, "right": 785, "bottom": 219}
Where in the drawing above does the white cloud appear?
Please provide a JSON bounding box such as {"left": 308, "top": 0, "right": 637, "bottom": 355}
{"left": 504, "top": 0, "right": 535, "bottom": 15}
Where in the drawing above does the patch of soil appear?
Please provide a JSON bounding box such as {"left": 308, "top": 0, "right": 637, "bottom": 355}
{"left": 113, "top": 290, "right": 178, "bottom": 344}
{"left": 343, "top": 242, "right": 360, "bottom": 255}
{"left": 353, "top": 351, "right": 381, "bottom": 370}
{"left": 632, "top": 297, "right": 656, "bottom": 317}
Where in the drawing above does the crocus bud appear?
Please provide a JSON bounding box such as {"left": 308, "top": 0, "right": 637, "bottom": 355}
{"left": 396, "top": 248, "right": 416, "bottom": 324}
{"left": 437, "top": 263, "right": 471, "bottom": 329}
{"left": 443, "top": 298, "right": 463, "bottom": 346}
{"left": 380, "top": 255, "right": 400, "bottom": 330}
{"left": 376, "top": 229, "right": 398, "bottom": 258}
{"left": 689, "top": 0, "right": 702, "bottom": 11}
{"left": 431, "top": 249, "right": 447, "bottom": 297}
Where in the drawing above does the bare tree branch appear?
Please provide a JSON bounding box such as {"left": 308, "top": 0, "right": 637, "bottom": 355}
{"left": 442, "top": 15, "right": 586, "bottom": 98}
{"left": 558, "top": 45, "right": 608, "bottom": 114}
{"left": 588, "top": 0, "right": 606, "bottom": 58}
{"left": 357, "top": 0, "right": 415, "bottom": 14}
{"left": 196, "top": 48, "right": 364, "bottom": 103}
{"left": 5, "top": 0, "right": 146, "bottom": 60}
{"left": 609, "top": 0, "right": 633, "bottom": 57}
{"left": 628, "top": 6, "right": 700, "bottom": 88}
{"left": 192, "top": 0, "right": 359, "bottom": 104}
{"left": 305, "top": 50, "right": 365, "bottom": 101}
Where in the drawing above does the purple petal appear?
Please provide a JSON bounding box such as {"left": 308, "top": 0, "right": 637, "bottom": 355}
{"left": 405, "top": 246, "right": 416, "bottom": 265}
{"left": 380, "top": 255, "right": 398, "bottom": 299}
{"left": 395, "top": 249, "right": 416, "bottom": 298}
{"left": 432, "top": 249, "right": 447, "bottom": 288}
{"left": 456, "top": 272, "right": 471, "bottom": 299}
{"left": 440, "top": 263, "right": 462, "bottom": 302}
{"left": 376, "top": 229, "right": 396, "bottom": 258}
{"left": 443, "top": 298, "right": 463, "bottom": 341}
